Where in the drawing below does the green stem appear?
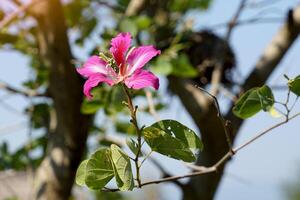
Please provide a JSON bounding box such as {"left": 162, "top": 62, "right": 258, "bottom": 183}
{"left": 122, "top": 84, "right": 142, "bottom": 187}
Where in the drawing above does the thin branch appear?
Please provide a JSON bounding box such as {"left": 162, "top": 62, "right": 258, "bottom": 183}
{"left": 226, "top": 0, "right": 248, "bottom": 41}
{"left": 194, "top": 85, "right": 233, "bottom": 149}
{"left": 0, "top": 0, "right": 42, "bottom": 29}
{"left": 122, "top": 85, "right": 143, "bottom": 187}
{"left": 246, "top": 0, "right": 284, "bottom": 8}
{"left": 210, "top": 0, "right": 248, "bottom": 96}
{"left": 145, "top": 90, "right": 160, "bottom": 121}
{"left": 139, "top": 150, "right": 152, "bottom": 168}
{"left": 125, "top": 0, "right": 145, "bottom": 16}
{"left": 233, "top": 112, "right": 300, "bottom": 152}
{"left": 103, "top": 112, "right": 300, "bottom": 192}
{"left": 210, "top": 17, "right": 282, "bottom": 30}
{"left": 0, "top": 81, "right": 46, "bottom": 97}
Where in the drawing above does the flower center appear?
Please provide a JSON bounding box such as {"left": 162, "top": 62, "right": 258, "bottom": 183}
{"left": 99, "top": 52, "right": 119, "bottom": 73}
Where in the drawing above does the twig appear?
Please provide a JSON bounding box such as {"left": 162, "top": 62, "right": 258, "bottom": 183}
{"left": 102, "top": 111, "right": 300, "bottom": 192}
{"left": 0, "top": 81, "right": 46, "bottom": 97}
{"left": 210, "top": 0, "right": 248, "bottom": 96}
{"left": 125, "top": 0, "right": 145, "bottom": 16}
{"left": 122, "top": 85, "right": 142, "bottom": 187}
{"left": 226, "top": 0, "right": 248, "bottom": 41}
{"left": 139, "top": 150, "right": 152, "bottom": 168}
{"left": 233, "top": 112, "right": 300, "bottom": 152}
{"left": 194, "top": 85, "right": 233, "bottom": 150}
{"left": 0, "top": 0, "right": 42, "bottom": 29}
{"left": 210, "top": 17, "right": 282, "bottom": 30}
{"left": 145, "top": 90, "right": 160, "bottom": 121}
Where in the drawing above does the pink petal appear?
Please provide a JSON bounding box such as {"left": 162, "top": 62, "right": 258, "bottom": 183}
{"left": 77, "top": 56, "right": 109, "bottom": 77}
{"left": 109, "top": 32, "right": 132, "bottom": 66}
{"left": 83, "top": 74, "right": 114, "bottom": 99}
{"left": 124, "top": 69, "right": 159, "bottom": 90}
{"left": 126, "top": 45, "right": 160, "bottom": 76}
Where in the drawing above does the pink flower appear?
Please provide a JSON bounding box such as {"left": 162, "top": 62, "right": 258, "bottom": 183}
{"left": 77, "top": 32, "right": 161, "bottom": 99}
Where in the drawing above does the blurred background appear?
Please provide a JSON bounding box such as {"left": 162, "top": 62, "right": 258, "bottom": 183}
{"left": 1, "top": 0, "right": 300, "bottom": 199}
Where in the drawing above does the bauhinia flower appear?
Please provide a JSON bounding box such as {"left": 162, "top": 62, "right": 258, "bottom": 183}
{"left": 77, "top": 32, "right": 161, "bottom": 99}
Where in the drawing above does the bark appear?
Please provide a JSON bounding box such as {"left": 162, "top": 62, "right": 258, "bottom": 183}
{"left": 176, "top": 5, "right": 300, "bottom": 200}
{"left": 30, "top": 0, "right": 91, "bottom": 199}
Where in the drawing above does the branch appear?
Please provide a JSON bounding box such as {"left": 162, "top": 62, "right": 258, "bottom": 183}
{"left": 103, "top": 112, "right": 300, "bottom": 191}
{"left": 125, "top": 0, "right": 145, "bottom": 16}
{"left": 211, "top": 17, "right": 282, "bottom": 30}
{"left": 0, "top": 0, "right": 42, "bottom": 29}
{"left": 0, "top": 81, "right": 46, "bottom": 97}
{"left": 145, "top": 90, "right": 160, "bottom": 121}
{"left": 194, "top": 85, "right": 233, "bottom": 149}
{"left": 226, "top": 0, "right": 248, "bottom": 41}
{"left": 210, "top": 0, "right": 248, "bottom": 96}
{"left": 227, "top": 5, "right": 300, "bottom": 132}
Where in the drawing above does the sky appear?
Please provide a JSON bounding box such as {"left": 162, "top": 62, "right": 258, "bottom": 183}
{"left": 1, "top": 0, "right": 300, "bottom": 200}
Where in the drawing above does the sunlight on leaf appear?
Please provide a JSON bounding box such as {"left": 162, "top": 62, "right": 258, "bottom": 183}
{"left": 143, "top": 125, "right": 197, "bottom": 162}
{"left": 268, "top": 107, "right": 282, "bottom": 118}
{"left": 110, "top": 144, "right": 134, "bottom": 191}
{"left": 85, "top": 148, "right": 114, "bottom": 190}
{"left": 233, "top": 85, "right": 275, "bottom": 119}
{"left": 75, "top": 159, "right": 88, "bottom": 186}
{"left": 288, "top": 75, "right": 300, "bottom": 96}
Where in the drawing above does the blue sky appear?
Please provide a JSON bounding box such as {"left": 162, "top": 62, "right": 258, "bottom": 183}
{"left": 1, "top": 0, "right": 300, "bottom": 200}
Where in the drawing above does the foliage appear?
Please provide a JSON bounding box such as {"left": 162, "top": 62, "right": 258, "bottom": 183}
{"left": 2, "top": 0, "right": 300, "bottom": 198}
{"left": 233, "top": 85, "right": 274, "bottom": 119}
{"left": 76, "top": 118, "right": 203, "bottom": 190}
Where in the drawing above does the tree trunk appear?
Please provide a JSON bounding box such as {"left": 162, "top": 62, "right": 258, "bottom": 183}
{"left": 177, "top": 5, "right": 300, "bottom": 200}
{"left": 30, "top": 0, "right": 91, "bottom": 199}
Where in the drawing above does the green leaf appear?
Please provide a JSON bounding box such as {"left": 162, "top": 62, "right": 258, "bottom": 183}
{"left": 171, "top": 54, "right": 198, "bottom": 78}
{"left": 150, "top": 120, "right": 203, "bottom": 150}
{"left": 119, "top": 18, "right": 138, "bottom": 37}
{"left": 110, "top": 144, "right": 134, "bottom": 191}
{"left": 233, "top": 85, "right": 275, "bottom": 119}
{"left": 105, "top": 85, "right": 127, "bottom": 115}
{"left": 170, "top": 0, "right": 212, "bottom": 12}
{"left": 135, "top": 15, "right": 151, "bottom": 30}
{"left": 85, "top": 148, "right": 114, "bottom": 190}
{"left": 81, "top": 87, "right": 107, "bottom": 114}
{"left": 233, "top": 88, "right": 261, "bottom": 119}
{"left": 116, "top": 122, "right": 136, "bottom": 135}
{"left": 257, "top": 85, "right": 274, "bottom": 111}
{"left": 151, "top": 56, "right": 173, "bottom": 75}
{"left": 126, "top": 138, "right": 141, "bottom": 157}
{"left": 143, "top": 126, "right": 196, "bottom": 162}
{"left": 76, "top": 160, "right": 88, "bottom": 186}
{"left": 288, "top": 75, "right": 300, "bottom": 96}
{"left": 81, "top": 99, "right": 103, "bottom": 114}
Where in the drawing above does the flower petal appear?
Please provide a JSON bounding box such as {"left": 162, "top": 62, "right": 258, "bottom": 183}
{"left": 109, "top": 32, "right": 132, "bottom": 66}
{"left": 126, "top": 45, "right": 160, "bottom": 76}
{"left": 124, "top": 69, "right": 159, "bottom": 90}
{"left": 83, "top": 74, "right": 114, "bottom": 99}
{"left": 77, "top": 56, "right": 109, "bottom": 77}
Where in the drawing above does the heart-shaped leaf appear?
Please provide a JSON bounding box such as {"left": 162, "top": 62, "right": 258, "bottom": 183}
{"left": 85, "top": 148, "right": 114, "bottom": 190}
{"left": 143, "top": 124, "right": 198, "bottom": 162}
{"left": 110, "top": 144, "right": 134, "bottom": 191}
{"left": 75, "top": 159, "right": 88, "bottom": 186}
{"left": 288, "top": 75, "right": 300, "bottom": 96}
{"left": 233, "top": 85, "right": 275, "bottom": 119}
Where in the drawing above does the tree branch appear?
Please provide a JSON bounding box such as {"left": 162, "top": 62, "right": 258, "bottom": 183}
{"left": 0, "top": 81, "right": 47, "bottom": 97}
{"left": 171, "top": 4, "right": 300, "bottom": 200}
{"left": 103, "top": 111, "right": 300, "bottom": 191}
{"left": 0, "top": 0, "right": 42, "bottom": 29}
